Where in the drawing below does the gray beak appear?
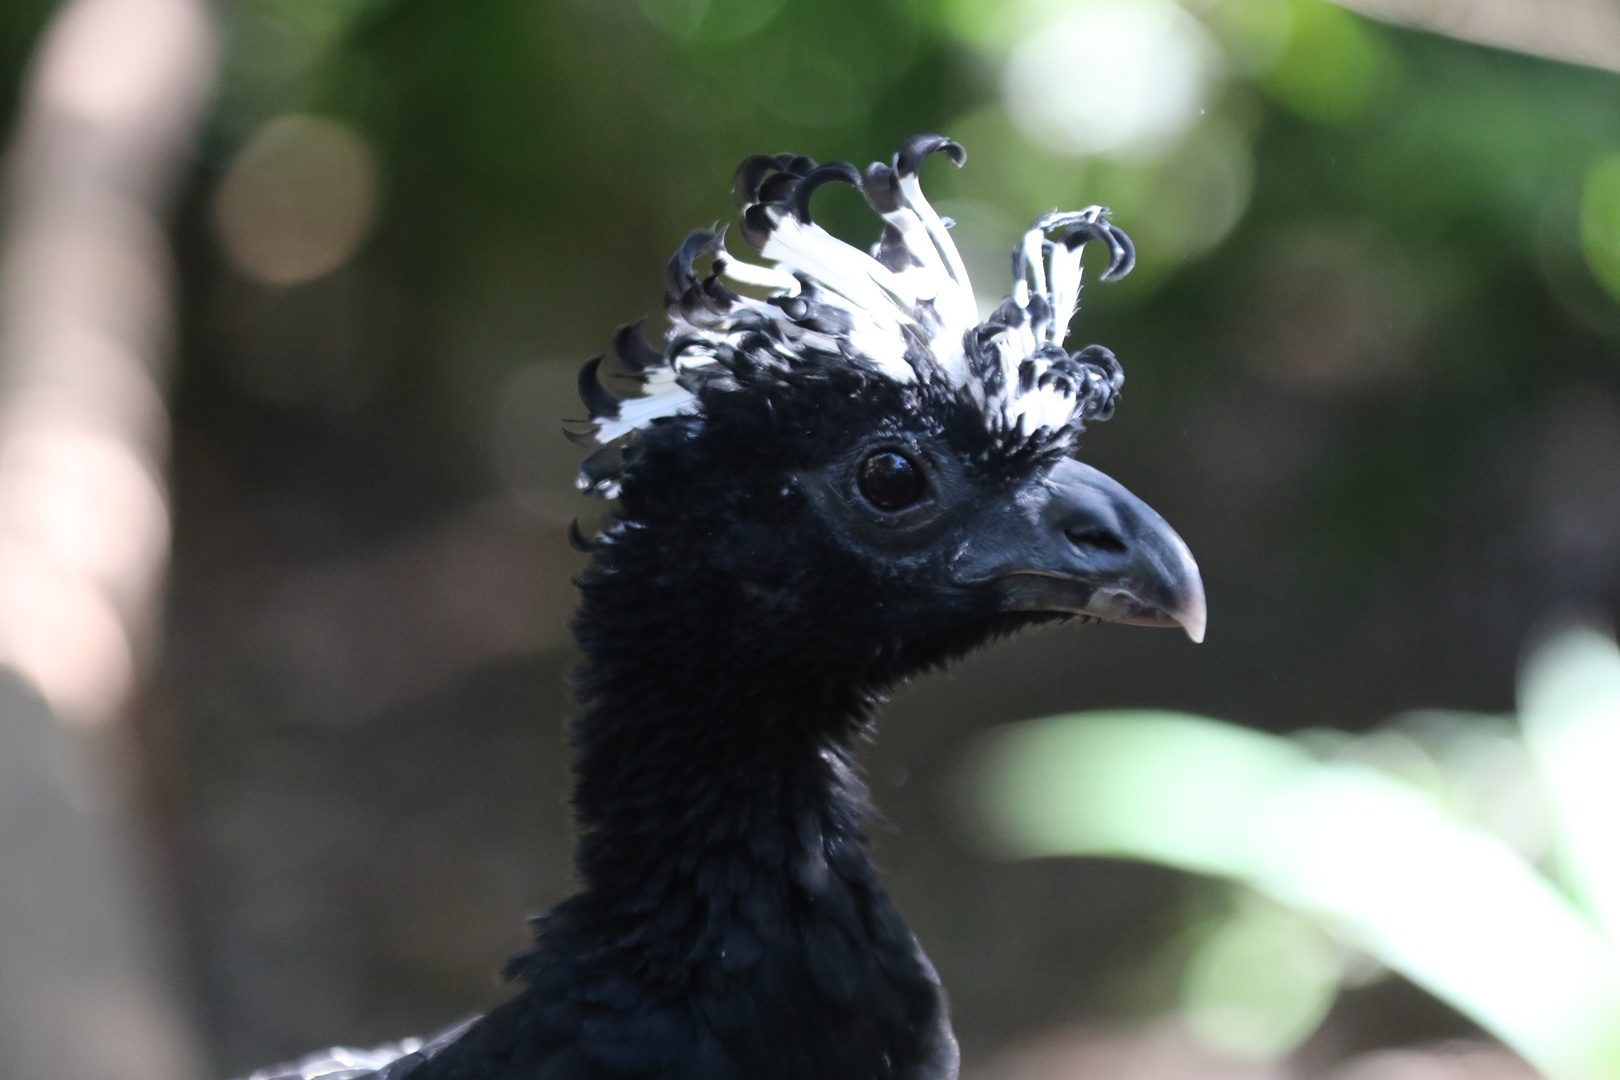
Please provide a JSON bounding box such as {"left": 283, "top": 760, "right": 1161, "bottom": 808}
{"left": 951, "top": 458, "right": 1206, "bottom": 642}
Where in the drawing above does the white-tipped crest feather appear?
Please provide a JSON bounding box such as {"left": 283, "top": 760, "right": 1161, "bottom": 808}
{"left": 575, "top": 135, "right": 1134, "bottom": 495}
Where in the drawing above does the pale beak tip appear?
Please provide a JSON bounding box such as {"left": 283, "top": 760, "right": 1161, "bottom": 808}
{"left": 1178, "top": 590, "right": 1207, "bottom": 644}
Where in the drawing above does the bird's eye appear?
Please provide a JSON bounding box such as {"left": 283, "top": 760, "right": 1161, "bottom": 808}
{"left": 857, "top": 450, "right": 926, "bottom": 511}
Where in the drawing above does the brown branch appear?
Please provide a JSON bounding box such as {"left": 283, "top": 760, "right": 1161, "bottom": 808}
{"left": 0, "top": 0, "right": 218, "bottom": 1076}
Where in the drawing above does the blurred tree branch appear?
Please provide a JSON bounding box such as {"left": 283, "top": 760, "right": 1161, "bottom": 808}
{"left": 1332, "top": 0, "right": 1620, "bottom": 73}
{"left": 0, "top": 0, "right": 217, "bottom": 1076}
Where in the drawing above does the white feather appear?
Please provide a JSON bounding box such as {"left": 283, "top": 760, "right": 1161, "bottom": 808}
{"left": 582, "top": 149, "right": 1125, "bottom": 459}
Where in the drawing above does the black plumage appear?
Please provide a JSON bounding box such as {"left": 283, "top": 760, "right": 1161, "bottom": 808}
{"left": 240, "top": 134, "right": 1205, "bottom": 1080}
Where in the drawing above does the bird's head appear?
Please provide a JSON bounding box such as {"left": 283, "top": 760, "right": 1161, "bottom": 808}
{"left": 571, "top": 135, "right": 1204, "bottom": 690}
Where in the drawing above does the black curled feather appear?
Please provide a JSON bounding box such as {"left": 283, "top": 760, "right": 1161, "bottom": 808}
{"left": 568, "top": 519, "right": 597, "bottom": 552}
{"left": 613, "top": 321, "right": 663, "bottom": 374}
{"left": 896, "top": 133, "right": 965, "bottom": 176}
{"left": 578, "top": 356, "right": 620, "bottom": 422}
{"left": 860, "top": 162, "right": 902, "bottom": 215}
{"left": 732, "top": 152, "right": 802, "bottom": 209}
{"left": 735, "top": 154, "right": 819, "bottom": 250}
{"left": 579, "top": 442, "right": 629, "bottom": 495}
{"left": 575, "top": 132, "right": 1137, "bottom": 498}
{"left": 1068, "top": 344, "right": 1124, "bottom": 422}
{"left": 1062, "top": 219, "right": 1136, "bottom": 281}
{"left": 791, "top": 162, "right": 863, "bottom": 224}
{"left": 861, "top": 135, "right": 965, "bottom": 218}
{"left": 664, "top": 229, "right": 757, "bottom": 330}
{"left": 1010, "top": 210, "right": 1135, "bottom": 286}
{"left": 667, "top": 229, "right": 720, "bottom": 298}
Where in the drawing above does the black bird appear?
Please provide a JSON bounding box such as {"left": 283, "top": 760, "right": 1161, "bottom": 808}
{"left": 242, "top": 134, "right": 1204, "bottom": 1080}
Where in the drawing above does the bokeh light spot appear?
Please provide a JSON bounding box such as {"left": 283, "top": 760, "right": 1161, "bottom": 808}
{"left": 1003, "top": 0, "right": 1217, "bottom": 159}
{"left": 1580, "top": 155, "right": 1620, "bottom": 302}
{"left": 0, "top": 546, "right": 134, "bottom": 726}
{"left": 1082, "top": 117, "right": 1255, "bottom": 273}
{"left": 34, "top": 0, "right": 213, "bottom": 133}
{"left": 213, "top": 113, "right": 377, "bottom": 287}
{"left": 1259, "top": 0, "right": 1386, "bottom": 124}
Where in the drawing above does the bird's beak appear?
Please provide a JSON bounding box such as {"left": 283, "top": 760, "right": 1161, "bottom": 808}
{"left": 952, "top": 458, "right": 1206, "bottom": 642}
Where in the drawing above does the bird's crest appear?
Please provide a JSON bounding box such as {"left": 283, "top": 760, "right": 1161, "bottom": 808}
{"left": 573, "top": 133, "right": 1134, "bottom": 497}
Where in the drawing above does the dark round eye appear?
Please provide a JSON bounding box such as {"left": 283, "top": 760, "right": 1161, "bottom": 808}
{"left": 857, "top": 450, "right": 926, "bottom": 511}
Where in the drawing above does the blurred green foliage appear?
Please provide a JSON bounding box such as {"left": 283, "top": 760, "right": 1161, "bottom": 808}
{"left": 971, "top": 625, "right": 1620, "bottom": 1078}
{"left": 0, "top": 0, "right": 51, "bottom": 144}
{"left": 1583, "top": 156, "right": 1620, "bottom": 301}
{"left": 191, "top": 0, "right": 1620, "bottom": 575}
{"left": 1257, "top": 0, "right": 1388, "bottom": 124}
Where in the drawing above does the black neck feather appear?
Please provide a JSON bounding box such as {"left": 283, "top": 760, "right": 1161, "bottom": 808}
{"left": 433, "top": 523, "right": 959, "bottom": 1079}
{"left": 567, "top": 543, "right": 882, "bottom": 917}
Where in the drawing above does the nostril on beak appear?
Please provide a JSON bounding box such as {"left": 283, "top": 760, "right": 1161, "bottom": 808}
{"left": 1064, "top": 527, "right": 1127, "bottom": 555}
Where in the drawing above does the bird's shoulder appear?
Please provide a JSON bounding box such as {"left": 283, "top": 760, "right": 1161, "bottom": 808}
{"left": 237, "top": 900, "right": 956, "bottom": 1080}
{"left": 399, "top": 894, "right": 957, "bottom": 1080}
{"left": 235, "top": 1018, "right": 478, "bottom": 1080}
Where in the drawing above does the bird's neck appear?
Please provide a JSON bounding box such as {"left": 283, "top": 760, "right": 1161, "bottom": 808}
{"left": 564, "top": 549, "right": 890, "bottom": 929}
{"left": 482, "top": 538, "right": 957, "bottom": 1080}
{"left": 570, "top": 651, "right": 877, "bottom": 911}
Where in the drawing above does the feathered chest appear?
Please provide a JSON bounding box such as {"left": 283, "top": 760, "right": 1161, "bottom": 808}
{"left": 407, "top": 861, "right": 957, "bottom": 1080}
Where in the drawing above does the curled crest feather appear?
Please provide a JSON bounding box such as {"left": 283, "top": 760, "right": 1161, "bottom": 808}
{"left": 575, "top": 133, "right": 1134, "bottom": 497}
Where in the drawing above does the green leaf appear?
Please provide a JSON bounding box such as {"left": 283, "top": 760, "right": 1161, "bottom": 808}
{"left": 1521, "top": 626, "right": 1620, "bottom": 945}
{"left": 970, "top": 710, "right": 1620, "bottom": 1080}
{"left": 1182, "top": 895, "right": 1342, "bottom": 1060}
